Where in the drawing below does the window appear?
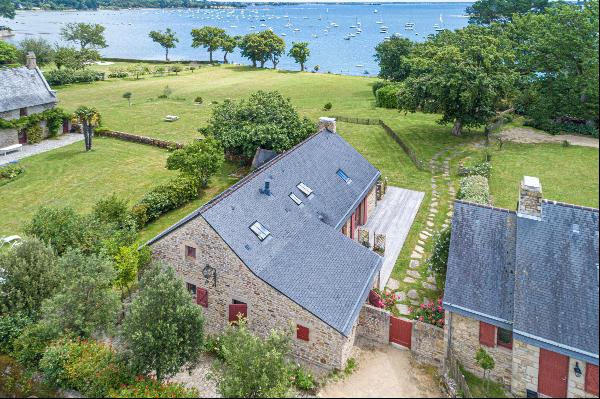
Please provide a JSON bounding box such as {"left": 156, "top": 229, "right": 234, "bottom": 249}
{"left": 586, "top": 363, "right": 599, "bottom": 396}
{"left": 497, "top": 328, "right": 513, "bottom": 349}
{"left": 250, "top": 221, "right": 270, "bottom": 241}
{"left": 289, "top": 192, "right": 302, "bottom": 205}
{"left": 185, "top": 245, "right": 196, "bottom": 259}
{"left": 186, "top": 282, "right": 197, "bottom": 300}
{"left": 297, "top": 182, "right": 313, "bottom": 197}
{"left": 296, "top": 324, "right": 310, "bottom": 342}
{"left": 336, "top": 169, "right": 352, "bottom": 184}
{"left": 479, "top": 321, "right": 496, "bottom": 348}
{"left": 19, "top": 108, "right": 27, "bottom": 117}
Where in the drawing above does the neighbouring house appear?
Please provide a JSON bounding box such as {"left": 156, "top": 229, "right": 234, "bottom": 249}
{"left": 444, "top": 176, "right": 599, "bottom": 398}
{"left": 0, "top": 52, "right": 66, "bottom": 148}
{"left": 147, "top": 117, "right": 384, "bottom": 372}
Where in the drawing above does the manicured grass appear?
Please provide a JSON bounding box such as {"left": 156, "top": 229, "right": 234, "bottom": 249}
{"left": 460, "top": 142, "right": 599, "bottom": 209}
{"left": 0, "top": 137, "right": 176, "bottom": 236}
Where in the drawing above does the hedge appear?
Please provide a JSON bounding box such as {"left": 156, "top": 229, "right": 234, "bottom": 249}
{"left": 134, "top": 176, "right": 200, "bottom": 225}
{"left": 44, "top": 69, "right": 105, "bottom": 86}
{"left": 375, "top": 84, "right": 400, "bottom": 109}
{"left": 457, "top": 175, "right": 490, "bottom": 205}
{"left": 524, "top": 119, "right": 599, "bottom": 138}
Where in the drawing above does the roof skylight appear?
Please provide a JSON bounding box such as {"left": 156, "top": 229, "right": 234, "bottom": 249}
{"left": 250, "top": 221, "right": 270, "bottom": 241}
{"left": 336, "top": 169, "right": 352, "bottom": 184}
{"left": 289, "top": 192, "right": 303, "bottom": 205}
{"left": 297, "top": 182, "right": 313, "bottom": 197}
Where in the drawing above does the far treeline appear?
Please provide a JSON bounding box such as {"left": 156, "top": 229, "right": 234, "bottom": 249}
{"left": 374, "top": 0, "right": 599, "bottom": 138}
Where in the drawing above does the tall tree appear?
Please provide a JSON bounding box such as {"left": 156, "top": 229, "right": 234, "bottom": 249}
{"left": 288, "top": 41, "right": 310, "bottom": 71}
{"left": 220, "top": 34, "right": 239, "bottom": 64}
{"left": 191, "top": 26, "right": 226, "bottom": 63}
{"left": 374, "top": 36, "right": 413, "bottom": 82}
{"left": 259, "top": 30, "right": 285, "bottom": 69}
{"left": 73, "top": 106, "right": 101, "bottom": 151}
{"left": 0, "top": 41, "right": 18, "bottom": 65}
{"left": 60, "top": 22, "right": 107, "bottom": 50}
{"left": 166, "top": 137, "right": 225, "bottom": 188}
{"left": 0, "top": 0, "right": 15, "bottom": 19}
{"left": 239, "top": 32, "right": 269, "bottom": 68}
{"left": 17, "top": 38, "right": 55, "bottom": 66}
{"left": 149, "top": 28, "right": 178, "bottom": 62}
{"left": 466, "top": 0, "right": 550, "bottom": 25}
{"left": 121, "top": 263, "right": 204, "bottom": 382}
{"left": 510, "top": 1, "right": 599, "bottom": 126}
{"left": 397, "top": 26, "right": 517, "bottom": 136}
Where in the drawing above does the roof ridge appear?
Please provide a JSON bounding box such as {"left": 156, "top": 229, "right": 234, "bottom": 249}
{"left": 454, "top": 199, "right": 517, "bottom": 214}
{"left": 542, "top": 199, "right": 599, "bottom": 213}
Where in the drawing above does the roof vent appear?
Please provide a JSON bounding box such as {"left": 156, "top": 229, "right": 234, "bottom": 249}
{"left": 259, "top": 180, "right": 271, "bottom": 196}
{"left": 572, "top": 224, "right": 580, "bottom": 234}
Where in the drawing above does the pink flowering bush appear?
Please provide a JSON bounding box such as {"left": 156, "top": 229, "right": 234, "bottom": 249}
{"left": 369, "top": 289, "right": 401, "bottom": 312}
{"left": 409, "top": 298, "right": 445, "bottom": 328}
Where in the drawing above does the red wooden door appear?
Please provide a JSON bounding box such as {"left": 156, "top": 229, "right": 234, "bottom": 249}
{"left": 63, "top": 119, "right": 69, "bottom": 133}
{"left": 389, "top": 316, "right": 412, "bottom": 348}
{"left": 18, "top": 130, "right": 27, "bottom": 144}
{"left": 228, "top": 303, "right": 247, "bottom": 324}
{"left": 538, "top": 348, "right": 569, "bottom": 398}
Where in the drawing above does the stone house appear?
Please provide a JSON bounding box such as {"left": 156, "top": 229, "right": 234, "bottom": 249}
{"left": 0, "top": 53, "right": 62, "bottom": 148}
{"left": 147, "top": 118, "right": 384, "bottom": 372}
{"left": 444, "top": 176, "right": 599, "bottom": 398}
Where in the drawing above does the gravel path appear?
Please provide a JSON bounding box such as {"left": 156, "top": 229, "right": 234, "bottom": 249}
{"left": 168, "top": 353, "right": 220, "bottom": 397}
{"left": 0, "top": 134, "right": 84, "bottom": 166}
{"left": 496, "top": 127, "right": 598, "bottom": 148}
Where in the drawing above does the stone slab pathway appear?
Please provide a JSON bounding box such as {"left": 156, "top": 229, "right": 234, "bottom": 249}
{"left": 0, "top": 134, "right": 83, "bottom": 166}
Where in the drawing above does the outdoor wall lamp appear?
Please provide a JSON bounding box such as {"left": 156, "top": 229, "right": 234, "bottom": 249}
{"left": 202, "top": 264, "right": 217, "bottom": 287}
{"left": 574, "top": 362, "right": 582, "bottom": 378}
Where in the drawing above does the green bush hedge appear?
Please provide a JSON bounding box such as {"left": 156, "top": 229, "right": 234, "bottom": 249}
{"left": 458, "top": 175, "right": 490, "bottom": 205}
{"left": 524, "top": 119, "right": 599, "bottom": 138}
{"left": 135, "top": 176, "right": 200, "bottom": 224}
{"left": 44, "top": 69, "right": 104, "bottom": 86}
{"left": 109, "top": 377, "right": 198, "bottom": 398}
{"left": 375, "top": 84, "right": 400, "bottom": 109}
{"left": 371, "top": 80, "right": 390, "bottom": 97}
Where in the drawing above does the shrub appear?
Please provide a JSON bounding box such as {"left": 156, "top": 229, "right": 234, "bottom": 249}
{"left": 0, "top": 313, "right": 34, "bottom": 354}
{"left": 93, "top": 194, "right": 133, "bottom": 230}
{"left": 372, "top": 288, "right": 400, "bottom": 312}
{"left": 194, "top": 96, "right": 203, "bottom": 104}
{"left": 130, "top": 204, "right": 149, "bottom": 228}
{"left": 11, "top": 321, "right": 60, "bottom": 369}
{"left": 372, "top": 80, "right": 390, "bottom": 97}
{"left": 0, "top": 163, "right": 24, "bottom": 183}
{"left": 524, "top": 119, "right": 599, "bottom": 138}
{"left": 137, "top": 176, "right": 200, "bottom": 222}
{"left": 428, "top": 228, "right": 451, "bottom": 287}
{"left": 166, "top": 137, "right": 224, "bottom": 188}
{"left": 458, "top": 175, "right": 490, "bottom": 205}
{"left": 40, "top": 339, "right": 131, "bottom": 397}
{"left": 109, "top": 377, "right": 198, "bottom": 398}
{"left": 108, "top": 71, "right": 129, "bottom": 78}
{"left": 323, "top": 102, "right": 332, "bottom": 111}
{"left": 409, "top": 298, "right": 445, "bottom": 328}
{"left": 293, "top": 366, "right": 316, "bottom": 391}
{"left": 375, "top": 84, "right": 400, "bottom": 109}
{"left": 25, "top": 124, "right": 43, "bottom": 144}
{"left": 44, "top": 68, "right": 103, "bottom": 86}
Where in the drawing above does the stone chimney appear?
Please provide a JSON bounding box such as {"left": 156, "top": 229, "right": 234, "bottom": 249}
{"left": 518, "top": 176, "right": 543, "bottom": 220}
{"left": 318, "top": 117, "right": 336, "bottom": 133}
{"left": 26, "top": 52, "right": 37, "bottom": 70}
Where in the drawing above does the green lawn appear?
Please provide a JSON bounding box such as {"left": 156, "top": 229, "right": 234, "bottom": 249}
{"left": 460, "top": 366, "right": 508, "bottom": 398}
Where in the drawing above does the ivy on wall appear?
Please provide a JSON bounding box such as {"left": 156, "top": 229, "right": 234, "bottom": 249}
{"left": 0, "top": 108, "right": 71, "bottom": 137}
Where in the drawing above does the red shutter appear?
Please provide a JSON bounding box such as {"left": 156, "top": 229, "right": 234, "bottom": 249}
{"left": 228, "top": 303, "right": 247, "bottom": 323}
{"left": 297, "top": 325, "right": 310, "bottom": 341}
{"left": 586, "top": 363, "right": 599, "bottom": 396}
{"left": 196, "top": 288, "right": 208, "bottom": 308}
{"left": 479, "top": 322, "right": 496, "bottom": 347}
{"left": 350, "top": 212, "right": 356, "bottom": 239}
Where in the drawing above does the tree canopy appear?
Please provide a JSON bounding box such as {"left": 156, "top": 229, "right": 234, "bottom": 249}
{"left": 17, "top": 38, "right": 55, "bottom": 66}
{"left": 0, "top": 0, "right": 15, "bottom": 19}
{"left": 374, "top": 36, "right": 413, "bottom": 82}
{"left": 466, "top": 0, "right": 550, "bottom": 25}
{"left": 149, "top": 28, "right": 178, "bottom": 61}
{"left": 288, "top": 41, "right": 310, "bottom": 71}
{"left": 397, "top": 25, "right": 517, "bottom": 136}
{"left": 166, "top": 137, "right": 225, "bottom": 188}
{"left": 206, "top": 90, "right": 315, "bottom": 158}
{"left": 0, "top": 41, "right": 18, "bottom": 65}
{"left": 60, "top": 22, "right": 107, "bottom": 50}
{"left": 260, "top": 30, "right": 285, "bottom": 69}
{"left": 220, "top": 34, "right": 239, "bottom": 63}
{"left": 191, "top": 26, "right": 227, "bottom": 62}
{"left": 121, "top": 263, "right": 204, "bottom": 382}
{"left": 238, "top": 30, "right": 284, "bottom": 68}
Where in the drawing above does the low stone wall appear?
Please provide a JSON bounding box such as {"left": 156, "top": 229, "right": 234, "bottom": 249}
{"left": 95, "top": 129, "right": 184, "bottom": 149}
{"left": 356, "top": 304, "right": 390, "bottom": 346}
{"left": 412, "top": 320, "right": 445, "bottom": 367}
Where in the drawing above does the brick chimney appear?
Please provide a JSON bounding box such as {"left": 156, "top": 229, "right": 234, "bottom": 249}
{"left": 518, "top": 176, "right": 543, "bottom": 220}
{"left": 318, "top": 117, "right": 336, "bottom": 133}
{"left": 26, "top": 52, "right": 37, "bottom": 70}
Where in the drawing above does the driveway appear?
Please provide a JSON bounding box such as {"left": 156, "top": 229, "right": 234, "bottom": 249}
{"left": 318, "top": 346, "right": 444, "bottom": 398}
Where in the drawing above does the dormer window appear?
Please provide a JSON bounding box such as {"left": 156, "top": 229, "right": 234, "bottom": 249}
{"left": 289, "top": 192, "right": 302, "bottom": 205}
{"left": 337, "top": 169, "right": 352, "bottom": 184}
{"left": 250, "top": 221, "right": 270, "bottom": 241}
{"left": 297, "top": 182, "right": 313, "bottom": 197}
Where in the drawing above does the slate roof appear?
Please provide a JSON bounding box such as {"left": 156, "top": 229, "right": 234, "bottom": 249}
{"left": 444, "top": 199, "right": 599, "bottom": 365}
{"left": 0, "top": 67, "right": 57, "bottom": 114}
{"left": 148, "top": 130, "right": 383, "bottom": 336}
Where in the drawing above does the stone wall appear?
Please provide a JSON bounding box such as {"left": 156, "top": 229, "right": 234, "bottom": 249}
{"left": 412, "top": 320, "right": 445, "bottom": 367}
{"left": 356, "top": 304, "right": 390, "bottom": 346}
{"left": 366, "top": 185, "right": 377, "bottom": 218}
{"left": 0, "top": 129, "right": 18, "bottom": 147}
{"left": 150, "top": 215, "right": 358, "bottom": 373}
{"left": 446, "top": 312, "right": 513, "bottom": 387}
{"left": 511, "top": 339, "right": 539, "bottom": 397}
{"left": 568, "top": 358, "right": 598, "bottom": 398}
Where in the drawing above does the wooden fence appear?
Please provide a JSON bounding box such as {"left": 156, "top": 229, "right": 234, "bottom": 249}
{"left": 445, "top": 351, "right": 473, "bottom": 398}
{"left": 332, "top": 115, "right": 425, "bottom": 171}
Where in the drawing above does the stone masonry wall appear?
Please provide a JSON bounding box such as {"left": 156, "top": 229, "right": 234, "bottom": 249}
{"left": 366, "top": 185, "right": 377, "bottom": 219}
{"left": 0, "top": 129, "right": 18, "bottom": 148}
{"left": 356, "top": 304, "right": 390, "bottom": 346}
{"left": 568, "top": 358, "right": 598, "bottom": 398}
{"left": 511, "top": 339, "right": 539, "bottom": 397}
{"left": 412, "top": 320, "right": 445, "bottom": 367}
{"left": 447, "top": 313, "right": 513, "bottom": 387}
{"left": 150, "top": 215, "right": 357, "bottom": 373}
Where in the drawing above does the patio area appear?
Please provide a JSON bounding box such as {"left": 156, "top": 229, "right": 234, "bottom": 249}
{"left": 0, "top": 134, "right": 83, "bottom": 166}
{"left": 363, "top": 186, "right": 425, "bottom": 290}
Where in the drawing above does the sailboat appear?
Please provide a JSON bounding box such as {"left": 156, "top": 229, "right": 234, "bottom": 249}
{"left": 435, "top": 15, "right": 444, "bottom": 32}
